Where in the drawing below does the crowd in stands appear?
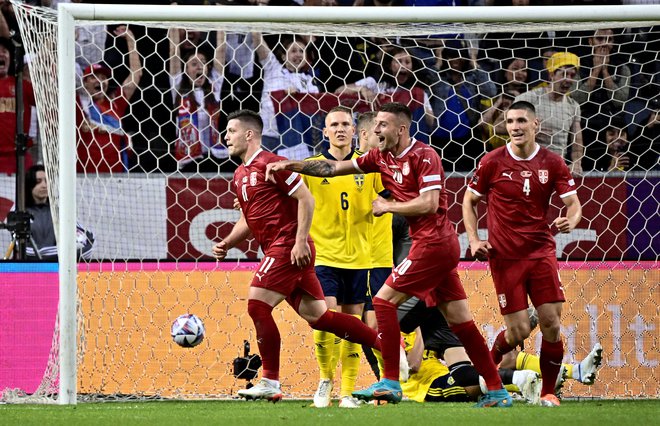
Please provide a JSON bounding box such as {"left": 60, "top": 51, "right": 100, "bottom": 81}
{"left": 1, "top": 0, "right": 658, "bottom": 175}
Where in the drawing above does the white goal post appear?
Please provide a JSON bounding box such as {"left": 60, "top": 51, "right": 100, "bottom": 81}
{"left": 6, "top": 2, "right": 660, "bottom": 405}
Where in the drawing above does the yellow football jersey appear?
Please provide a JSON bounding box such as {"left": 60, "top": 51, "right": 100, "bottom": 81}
{"left": 303, "top": 150, "right": 385, "bottom": 269}
{"left": 401, "top": 332, "right": 452, "bottom": 403}
{"left": 371, "top": 174, "right": 393, "bottom": 268}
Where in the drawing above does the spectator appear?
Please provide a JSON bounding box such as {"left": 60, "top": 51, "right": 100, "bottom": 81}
{"left": 629, "top": 96, "right": 660, "bottom": 171}
{"left": 253, "top": 32, "right": 320, "bottom": 160}
{"left": 572, "top": 29, "right": 631, "bottom": 171}
{"left": 515, "top": 51, "right": 584, "bottom": 176}
{"left": 0, "top": 37, "right": 36, "bottom": 174}
{"left": 169, "top": 29, "right": 232, "bottom": 172}
{"left": 480, "top": 90, "right": 518, "bottom": 151}
{"left": 24, "top": 164, "right": 94, "bottom": 261}
{"left": 76, "top": 26, "right": 142, "bottom": 173}
{"left": 592, "top": 114, "right": 630, "bottom": 172}
{"left": 428, "top": 43, "right": 497, "bottom": 172}
{"left": 497, "top": 56, "right": 529, "bottom": 95}
{"left": 334, "top": 46, "right": 435, "bottom": 131}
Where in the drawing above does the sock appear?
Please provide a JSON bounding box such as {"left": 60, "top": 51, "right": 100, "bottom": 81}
{"left": 313, "top": 328, "right": 338, "bottom": 380}
{"left": 310, "top": 310, "right": 380, "bottom": 351}
{"left": 261, "top": 377, "right": 280, "bottom": 389}
{"left": 491, "top": 329, "right": 514, "bottom": 366}
{"left": 451, "top": 320, "right": 502, "bottom": 391}
{"left": 540, "top": 338, "right": 564, "bottom": 396}
{"left": 372, "top": 348, "right": 385, "bottom": 380}
{"left": 339, "top": 316, "right": 362, "bottom": 396}
{"left": 373, "top": 297, "right": 400, "bottom": 381}
{"left": 247, "top": 299, "right": 280, "bottom": 381}
{"left": 516, "top": 351, "right": 540, "bottom": 374}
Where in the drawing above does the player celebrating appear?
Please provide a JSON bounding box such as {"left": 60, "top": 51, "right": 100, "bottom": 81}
{"left": 303, "top": 106, "right": 391, "bottom": 408}
{"left": 266, "top": 102, "right": 511, "bottom": 407}
{"left": 213, "top": 109, "right": 384, "bottom": 402}
{"left": 462, "top": 101, "right": 583, "bottom": 407}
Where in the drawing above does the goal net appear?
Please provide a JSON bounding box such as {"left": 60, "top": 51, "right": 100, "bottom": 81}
{"left": 3, "top": 2, "right": 658, "bottom": 404}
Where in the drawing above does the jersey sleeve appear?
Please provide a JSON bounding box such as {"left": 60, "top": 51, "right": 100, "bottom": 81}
{"left": 416, "top": 151, "right": 444, "bottom": 193}
{"left": 467, "top": 155, "right": 494, "bottom": 197}
{"left": 272, "top": 159, "right": 303, "bottom": 196}
{"left": 354, "top": 148, "right": 380, "bottom": 174}
{"left": 552, "top": 155, "right": 577, "bottom": 198}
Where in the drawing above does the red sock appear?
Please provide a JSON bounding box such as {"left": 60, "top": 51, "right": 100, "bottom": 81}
{"left": 373, "top": 297, "right": 400, "bottom": 381}
{"left": 491, "top": 329, "right": 514, "bottom": 366}
{"left": 247, "top": 299, "right": 280, "bottom": 381}
{"left": 540, "top": 338, "right": 564, "bottom": 396}
{"left": 311, "top": 309, "right": 380, "bottom": 351}
{"left": 451, "top": 320, "right": 503, "bottom": 391}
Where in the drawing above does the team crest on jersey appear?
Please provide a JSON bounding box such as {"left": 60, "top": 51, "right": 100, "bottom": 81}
{"left": 498, "top": 293, "right": 507, "bottom": 308}
{"left": 353, "top": 174, "right": 365, "bottom": 190}
{"left": 538, "top": 169, "right": 548, "bottom": 184}
{"left": 402, "top": 162, "right": 410, "bottom": 176}
{"left": 520, "top": 171, "right": 532, "bottom": 178}
{"left": 250, "top": 171, "right": 258, "bottom": 186}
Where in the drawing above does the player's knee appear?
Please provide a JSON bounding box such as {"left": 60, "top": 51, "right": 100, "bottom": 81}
{"left": 247, "top": 299, "right": 273, "bottom": 321}
{"left": 449, "top": 361, "right": 480, "bottom": 388}
{"left": 507, "top": 322, "right": 531, "bottom": 345}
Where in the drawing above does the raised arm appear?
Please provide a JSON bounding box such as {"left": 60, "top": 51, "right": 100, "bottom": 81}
{"left": 372, "top": 189, "right": 439, "bottom": 217}
{"left": 168, "top": 27, "right": 181, "bottom": 77}
{"left": 116, "top": 25, "right": 142, "bottom": 101}
{"left": 462, "top": 189, "right": 491, "bottom": 260}
{"left": 252, "top": 32, "right": 270, "bottom": 64}
{"left": 552, "top": 193, "right": 582, "bottom": 234}
{"left": 570, "top": 117, "right": 584, "bottom": 177}
{"left": 289, "top": 182, "right": 315, "bottom": 268}
{"left": 266, "top": 158, "right": 359, "bottom": 181}
{"left": 214, "top": 30, "right": 226, "bottom": 75}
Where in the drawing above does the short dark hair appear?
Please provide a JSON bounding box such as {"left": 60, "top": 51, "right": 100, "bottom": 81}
{"left": 507, "top": 101, "right": 536, "bottom": 116}
{"left": 357, "top": 111, "right": 376, "bottom": 133}
{"left": 379, "top": 102, "right": 412, "bottom": 124}
{"left": 227, "top": 109, "right": 263, "bottom": 133}
{"left": 25, "top": 164, "right": 46, "bottom": 208}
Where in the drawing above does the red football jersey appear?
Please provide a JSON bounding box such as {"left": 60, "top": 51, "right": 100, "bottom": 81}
{"left": 354, "top": 140, "right": 455, "bottom": 243}
{"left": 234, "top": 149, "right": 306, "bottom": 252}
{"left": 467, "top": 144, "right": 577, "bottom": 259}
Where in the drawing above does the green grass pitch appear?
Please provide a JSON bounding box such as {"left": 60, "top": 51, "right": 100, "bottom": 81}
{"left": 2, "top": 399, "right": 658, "bottom": 426}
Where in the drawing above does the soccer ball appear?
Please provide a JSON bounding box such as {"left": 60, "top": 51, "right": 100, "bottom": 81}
{"left": 171, "top": 314, "right": 205, "bottom": 348}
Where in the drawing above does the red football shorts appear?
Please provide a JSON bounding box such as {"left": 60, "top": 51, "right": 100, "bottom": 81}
{"left": 250, "top": 244, "right": 325, "bottom": 311}
{"left": 385, "top": 236, "right": 465, "bottom": 303}
{"left": 489, "top": 256, "right": 565, "bottom": 315}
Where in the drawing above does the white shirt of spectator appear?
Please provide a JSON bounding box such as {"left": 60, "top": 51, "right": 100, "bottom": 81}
{"left": 354, "top": 76, "right": 433, "bottom": 115}
{"left": 259, "top": 51, "right": 319, "bottom": 138}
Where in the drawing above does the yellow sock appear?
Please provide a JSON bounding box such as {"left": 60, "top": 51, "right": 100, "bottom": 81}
{"left": 516, "top": 351, "right": 540, "bottom": 374}
{"left": 516, "top": 351, "right": 572, "bottom": 378}
{"left": 314, "top": 328, "right": 338, "bottom": 380}
{"left": 339, "top": 315, "right": 361, "bottom": 396}
{"left": 372, "top": 348, "right": 385, "bottom": 380}
{"left": 504, "top": 383, "right": 520, "bottom": 393}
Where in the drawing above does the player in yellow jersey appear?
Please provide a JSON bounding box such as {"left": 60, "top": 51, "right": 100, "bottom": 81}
{"left": 304, "top": 106, "right": 392, "bottom": 408}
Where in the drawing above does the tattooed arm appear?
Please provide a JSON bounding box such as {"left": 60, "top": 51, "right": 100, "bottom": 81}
{"left": 266, "top": 159, "right": 359, "bottom": 180}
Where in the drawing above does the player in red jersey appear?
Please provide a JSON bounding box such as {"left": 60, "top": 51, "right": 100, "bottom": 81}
{"left": 462, "top": 101, "right": 583, "bottom": 407}
{"left": 212, "top": 109, "right": 383, "bottom": 402}
{"left": 266, "top": 102, "right": 511, "bottom": 407}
